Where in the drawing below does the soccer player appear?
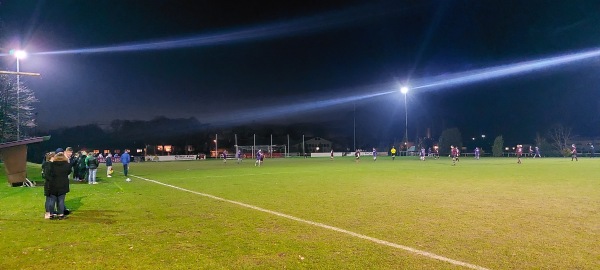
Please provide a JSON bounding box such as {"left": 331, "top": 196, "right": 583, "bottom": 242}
{"left": 420, "top": 147, "right": 426, "bottom": 161}
{"left": 571, "top": 144, "right": 578, "bottom": 161}
{"left": 236, "top": 149, "right": 243, "bottom": 164}
{"left": 534, "top": 146, "right": 541, "bottom": 158}
{"left": 528, "top": 146, "right": 533, "bottom": 158}
{"left": 222, "top": 150, "right": 228, "bottom": 163}
{"left": 450, "top": 146, "right": 458, "bottom": 166}
{"left": 255, "top": 149, "right": 262, "bottom": 167}
{"left": 355, "top": 149, "right": 361, "bottom": 163}
{"left": 516, "top": 145, "right": 523, "bottom": 164}
{"left": 330, "top": 149, "right": 334, "bottom": 160}
{"left": 390, "top": 146, "right": 396, "bottom": 160}
{"left": 373, "top": 148, "right": 377, "bottom": 161}
{"left": 590, "top": 144, "right": 594, "bottom": 158}
{"left": 474, "top": 147, "right": 480, "bottom": 160}
{"left": 455, "top": 147, "right": 460, "bottom": 162}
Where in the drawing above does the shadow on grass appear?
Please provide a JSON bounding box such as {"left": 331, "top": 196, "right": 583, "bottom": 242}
{"left": 69, "top": 210, "right": 123, "bottom": 224}
{"left": 66, "top": 196, "right": 86, "bottom": 211}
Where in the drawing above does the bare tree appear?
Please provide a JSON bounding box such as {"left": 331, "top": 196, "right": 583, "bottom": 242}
{"left": 0, "top": 75, "right": 38, "bottom": 142}
{"left": 547, "top": 124, "right": 572, "bottom": 154}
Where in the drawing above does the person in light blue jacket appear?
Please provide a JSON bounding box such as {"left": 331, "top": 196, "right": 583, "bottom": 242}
{"left": 121, "top": 150, "right": 131, "bottom": 181}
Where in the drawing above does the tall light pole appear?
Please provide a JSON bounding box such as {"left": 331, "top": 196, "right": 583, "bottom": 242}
{"left": 11, "top": 50, "right": 27, "bottom": 140}
{"left": 400, "top": 86, "right": 409, "bottom": 151}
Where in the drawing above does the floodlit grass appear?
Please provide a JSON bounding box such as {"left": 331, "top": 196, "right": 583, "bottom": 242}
{"left": 0, "top": 156, "right": 599, "bottom": 269}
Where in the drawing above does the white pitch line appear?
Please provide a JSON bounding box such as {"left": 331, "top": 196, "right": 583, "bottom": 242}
{"left": 131, "top": 174, "right": 490, "bottom": 270}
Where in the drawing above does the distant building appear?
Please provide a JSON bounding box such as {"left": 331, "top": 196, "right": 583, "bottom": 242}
{"left": 303, "top": 137, "right": 333, "bottom": 153}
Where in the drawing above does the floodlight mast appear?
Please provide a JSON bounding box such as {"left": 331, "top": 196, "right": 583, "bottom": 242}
{"left": 6, "top": 49, "right": 39, "bottom": 140}
{"left": 400, "top": 86, "right": 409, "bottom": 151}
{"left": 15, "top": 51, "right": 26, "bottom": 140}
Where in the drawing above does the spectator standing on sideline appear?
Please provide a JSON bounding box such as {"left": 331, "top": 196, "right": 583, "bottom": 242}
{"left": 64, "top": 147, "right": 74, "bottom": 180}
{"left": 121, "top": 149, "right": 131, "bottom": 181}
{"left": 71, "top": 152, "right": 80, "bottom": 181}
{"left": 77, "top": 151, "right": 87, "bottom": 181}
{"left": 43, "top": 151, "right": 56, "bottom": 219}
{"left": 86, "top": 153, "right": 99, "bottom": 184}
{"left": 105, "top": 153, "right": 113, "bottom": 177}
{"left": 48, "top": 150, "right": 72, "bottom": 220}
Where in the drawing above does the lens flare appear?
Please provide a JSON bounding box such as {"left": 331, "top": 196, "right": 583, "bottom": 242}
{"left": 202, "top": 86, "right": 396, "bottom": 126}
{"left": 412, "top": 47, "right": 600, "bottom": 91}
{"left": 31, "top": 3, "right": 403, "bottom": 56}
{"left": 202, "top": 47, "right": 600, "bottom": 126}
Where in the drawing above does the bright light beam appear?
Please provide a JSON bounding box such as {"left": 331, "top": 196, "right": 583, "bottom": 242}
{"left": 30, "top": 3, "right": 404, "bottom": 56}
{"left": 202, "top": 46, "right": 600, "bottom": 126}
{"left": 411, "top": 47, "right": 600, "bottom": 91}
{"left": 202, "top": 86, "right": 397, "bottom": 126}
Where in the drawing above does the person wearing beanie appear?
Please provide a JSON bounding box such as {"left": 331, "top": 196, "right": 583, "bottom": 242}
{"left": 47, "top": 152, "right": 72, "bottom": 220}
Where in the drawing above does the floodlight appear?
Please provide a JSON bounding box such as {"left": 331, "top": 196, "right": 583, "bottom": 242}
{"left": 400, "top": 86, "right": 409, "bottom": 94}
{"left": 14, "top": 50, "right": 27, "bottom": 59}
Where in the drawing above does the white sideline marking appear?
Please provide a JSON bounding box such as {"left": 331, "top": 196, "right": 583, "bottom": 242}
{"left": 132, "top": 174, "right": 490, "bottom": 270}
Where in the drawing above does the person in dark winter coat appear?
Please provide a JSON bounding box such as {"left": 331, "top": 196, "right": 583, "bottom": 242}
{"left": 86, "top": 153, "right": 99, "bottom": 184}
{"left": 77, "top": 152, "right": 87, "bottom": 181}
{"left": 48, "top": 152, "right": 72, "bottom": 219}
{"left": 43, "top": 152, "right": 56, "bottom": 219}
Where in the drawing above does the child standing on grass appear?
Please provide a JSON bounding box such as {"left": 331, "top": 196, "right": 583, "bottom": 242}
{"left": 105, "top": 153, "right": 113, "bottom": 178}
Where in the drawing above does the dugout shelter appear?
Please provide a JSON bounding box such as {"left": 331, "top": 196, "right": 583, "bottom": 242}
{"left": 0, "top": 136, "right": 50, "bottom": 187}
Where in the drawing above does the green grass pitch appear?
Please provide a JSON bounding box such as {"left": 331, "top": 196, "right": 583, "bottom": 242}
{"left": 0, "top": 156, "right": 598, "bottom": 269}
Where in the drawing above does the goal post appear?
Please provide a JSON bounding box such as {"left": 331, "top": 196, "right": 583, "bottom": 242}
{"left": 237, "top": 145, "right": 287, "bottom": 158}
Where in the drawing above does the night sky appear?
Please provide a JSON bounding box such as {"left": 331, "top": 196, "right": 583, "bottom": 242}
{"left": 2, "top": 0, "right": 600, "bottom": 144}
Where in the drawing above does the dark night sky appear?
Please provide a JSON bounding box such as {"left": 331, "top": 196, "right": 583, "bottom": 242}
{"left": 1, "top": 0, "right": 600, "bottom": 144}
